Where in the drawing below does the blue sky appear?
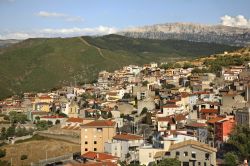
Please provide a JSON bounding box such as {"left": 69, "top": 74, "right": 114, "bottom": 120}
{"left": 0, "top": 0, "right": 250, "bottom": 39}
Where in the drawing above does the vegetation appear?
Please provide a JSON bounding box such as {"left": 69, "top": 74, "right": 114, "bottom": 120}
{"left": 20, "top": 154, "right": 28, "bottom": 160}
{"left": 224, "top": 152, "right": 238, "bottom": 166}
{"left": 140, "top": 107, "right": 148, "bottom": 115}
{"left": 204, "top": 55, "right": 250, "bottom": 74}
{"left": 0, "top": 149, "right": 6, "bottom": 158}
{"left": 155, "top": 158, "right": 181, "bottom": 166}
{"left": 0, "top": 160, "right": 10, "bottom": 166}
{"left": 223, "top": 125, "right": 250, "bottom": 162}
{"left": 0, "top": 35, "right": 238, "bottom": 99}
{"left": 36, "top": 120, "right": 53, "bottom": 131}
{"left": 8, "top": 111, "right": 28, "bottom": 124}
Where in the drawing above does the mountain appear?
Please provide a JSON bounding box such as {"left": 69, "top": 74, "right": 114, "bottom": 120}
{"left": 0, "top": 39, "right": 21, "bottom": 48}
{"left": 119, "top": 23, "right": 250, "bottom": 46}
{"left": 0, "top": 34, "right": 239, "bottom": 99}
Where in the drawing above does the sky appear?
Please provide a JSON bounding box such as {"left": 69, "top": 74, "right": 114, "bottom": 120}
{"left": 0, "top": 0, "right": 250, "bottom": 39}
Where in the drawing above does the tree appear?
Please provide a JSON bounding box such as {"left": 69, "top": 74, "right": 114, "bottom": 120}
{"left": 224, "top": 152, "right": 238, "bottom": 166}
{"left": 9, "top": 111, "right": 27, "bottom": 124}
{"left": 35, "top": 116, "right": 40, "bottom": 122}
{"left": 0, "top": 149, "right": 6, "bottom": 158}
{"left": 47, "top": 121, "right": 53, "bottom": 127}
{"left": 108, "top": 111, "right": 113, "bottom": 118}
{"left": 55, "top": 119, "right": 60, "bottom": 124}
{"left": 142, "top": 81, "right": 149, "bottom": 87}
{"left": 0, "top": 127, "right": 6, "bottom": 140}
{"left": 6, "top": 125, "right": 15, "bottom": 137}
{"left": 183, "top": 62, "right": 194, "bottom": 69}
{"left": 157, "top": 158, "right": 181, "bottom": 166}
{"left": 140, "top": 107, "right": 148, "bottom": 116}
{"left": 36, "top": 120, "right": 49, "bottom": 130}
{"left": 20, "top": 154, "right": 28, "bottom": 160}
{"left": 144, "top": 112, "right": 152, "bottom": 125}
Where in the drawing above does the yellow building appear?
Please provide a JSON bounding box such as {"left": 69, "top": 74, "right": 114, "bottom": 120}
{"left": 80, "top": 120, "right": 116, "bottom": 154}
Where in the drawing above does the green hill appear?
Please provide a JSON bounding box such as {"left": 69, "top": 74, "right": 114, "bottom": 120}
{"left": 0, "top": 34, "right": 239, "bottom": 99}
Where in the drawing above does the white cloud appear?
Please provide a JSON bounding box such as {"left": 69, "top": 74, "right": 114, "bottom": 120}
{"left": 220, "top": 15, "right": 250, "bottom": 28}
{"left": 36, "top": 11, "right": 84, "bottom": 22}
{"left": 37, "top": 11, "right": 66, "bottom": 18}
{"left": 0, "top": 26, "right": 118, "bottom": 39}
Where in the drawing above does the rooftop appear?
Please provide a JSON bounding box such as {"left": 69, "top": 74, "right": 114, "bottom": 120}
{"left": 113, "top": 133, "right": 143, "bottom": 141}
{"left": 81, "top": 120, "right": 116, "bottom": 127}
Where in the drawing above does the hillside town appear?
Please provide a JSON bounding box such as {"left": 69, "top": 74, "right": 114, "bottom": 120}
{"left": 0, "top": 52, "right": 250, "bottom": 166}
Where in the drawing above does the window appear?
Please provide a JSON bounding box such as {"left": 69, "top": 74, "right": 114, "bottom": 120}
{"left": 191, "top": 152, "right": 196, "bottom": 158}
{"left": 184, "top": 151, "right": 188, "bottom": 156}
{"left": 84, "top": 135, "right": 88, "bottom": 138}
{"left": 94, "top": 148, "right": 97, "bottom": 151}
{"left": 149, "top": 153, "right": 152, "bottom": 158}
{"left": 176, "top": 151, "right": 180, "bottom": 157}
{"left": 204, "top": 162, "right": 207, "bottom": 166}
{"left": 198, "top": 162, "right": 201, "bottom": 166}
{"left": 85, "top": 148, "right": 88, "bottom": 151}
{"left": 165, "top": 152, "right": 171, "bottom": 156}
{"left": 85, "top": 141, "right": 88, "bottom": 144}
{"left": 94, "top": 141, "right": 97, "bottom": 144}
{"left": 97, "top": 128, "right": 103, "bottom": 132}
{"left": 205, "top": 153, "right": 210, "bottom": 160}
{"left": 84, "top": 129, "right": 88, "bottom": 132}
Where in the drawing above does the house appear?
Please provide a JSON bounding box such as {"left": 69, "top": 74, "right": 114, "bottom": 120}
{"left": 104, "top": 133, "right": 144, "bottom": 162}
{"left": 63, "top": 101, "right": 80, "bottom": 118}
{"left": 200, "top": 109, "right": 219, "bottom": 120}
{"left": 214, "top": 116, "right": 235, "bottom": 148}
{"left": 80, "top": 120, "right": 116, "bottom": 154}
{"left": 164, "top": 140, "right": 217, "bottom": 166}
{"left": 236, "top": 107, "right": 250, "bottom": 127}
{"left": 81, "top": 151, "right": 118, "bottom": 163}
{"left": 139, "top": 145, "right": 164, "bottom": 166}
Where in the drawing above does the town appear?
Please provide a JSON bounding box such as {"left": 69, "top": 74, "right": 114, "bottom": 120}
{"left": 0, "top": 50, "right": 250, "bottom": 166}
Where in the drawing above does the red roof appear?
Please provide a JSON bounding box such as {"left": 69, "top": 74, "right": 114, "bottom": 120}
{"left": 200, "top": 109, "right": 218, "bottom": 114}
{"left": 79, "top": 162, "right": 117, "bottom": 166}
{"left": 66, "top": 117, "right": 84, "bottom": 123}
{"left": 113, "top": 133, "right": 143, "bottom": 141}
{"left": 39, "top": 96, "right": 52, "bottom": 100}
{"left": 41, "top": 115, "right": 65, "bottom": 119}
{"left": 207, "top": 117, "right": 225, "bottom": 124}
{"left": 186, "top": 123, "right": 207, "bottom": 128}
{"left": 82, "top": 152, "right": 118, "bottom": 161}
{"left": 162, "top": 104, "right": 179, "bottom": 108}
{"left": 82, "top": 120, "right": 115, "bottom": 127}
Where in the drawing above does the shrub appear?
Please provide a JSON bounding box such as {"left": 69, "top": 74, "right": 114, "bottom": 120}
{"left": 20, "top": 154, "right": 28, "bottom": 160}
{"left": 0, "top": 149, "right": 6, "bottom": 158}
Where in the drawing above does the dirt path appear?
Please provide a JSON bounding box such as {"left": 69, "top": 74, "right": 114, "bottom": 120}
{"left": 78, "top": 37, "right": 106, "bottom": 59}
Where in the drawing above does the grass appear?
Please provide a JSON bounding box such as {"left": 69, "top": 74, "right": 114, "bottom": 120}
{"left": 0, "top": 34, "right": 240, "bottom": 99}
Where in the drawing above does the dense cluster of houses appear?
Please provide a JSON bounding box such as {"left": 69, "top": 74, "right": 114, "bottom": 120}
{"left": 1, "top": 60, "right": 250, "bottom": 166}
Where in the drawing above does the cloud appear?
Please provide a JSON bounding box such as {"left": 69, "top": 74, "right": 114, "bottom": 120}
{"left": 36, "top": 11, "right": 84, "bottom": 22}
{"left": 220, "top": 15, "right": 250, "bottom": 28}
{"left": 0, "top": 26, "right": 118, "bottom": 39}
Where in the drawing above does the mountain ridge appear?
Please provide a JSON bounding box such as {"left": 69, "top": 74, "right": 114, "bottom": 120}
{"left": 118, "top": 22, "right": 250, "bottom": 46}
{"left": 0, "top": 34, "right": 240, "bottom": 99}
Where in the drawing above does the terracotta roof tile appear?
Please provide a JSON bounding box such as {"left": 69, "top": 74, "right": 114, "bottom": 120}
{"left": 207, "top": 117, "right": 225, "bottom": 124}
{"left": 200, "top": 109, "right": 218, "bottom": 114}
{"left": 82, "top": 120, "right": 115, "bottom": 127}
{"left": 66, "top": 117, "right": 84, "bottom": 123}
{"left": 113, "top": 133, "right": 143, "bottom": 141}
{"left": 82, "top": 152, "right": 118, "bottom": 161}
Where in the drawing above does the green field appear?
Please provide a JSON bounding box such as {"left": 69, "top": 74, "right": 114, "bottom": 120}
{"left": 0, "top": 34, "right": 239, "bottom": 99}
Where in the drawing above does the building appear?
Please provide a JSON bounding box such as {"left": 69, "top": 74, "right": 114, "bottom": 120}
{"left": 80, "top": 120, "right": 116, "bottom": 154}
{"left": 236, "top": 107, "right": 250, "bottom": 127}
{"left": 81, "top": 151, "right": 118, "bottom": 164}
{"left": 214, "top": 116, "right": 235, "bottom": 148}
{"left": 164, "top": 140, "right": 217, "bottom": 166}
{"left": 104, "top": 133, "right": 144, "bottom": 161}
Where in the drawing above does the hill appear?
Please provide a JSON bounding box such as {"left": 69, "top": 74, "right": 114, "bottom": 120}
{"left": 0, "top": 34, "right": 239, "bottom": 99}
{"left": 119, "top": 22, "right": 250, "bottom": 46}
